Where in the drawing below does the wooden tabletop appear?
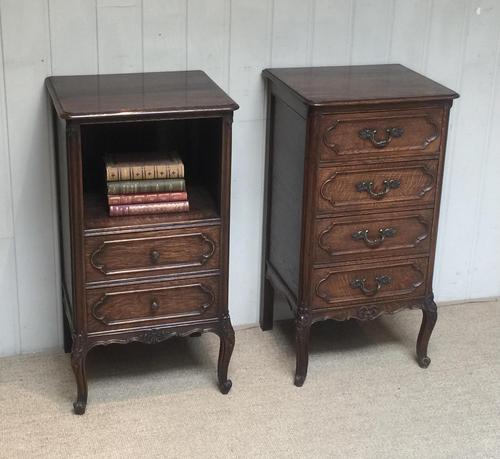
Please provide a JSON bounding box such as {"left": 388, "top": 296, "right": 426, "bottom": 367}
{"left": 46, "top": 70, "right": 238, "bottom": 120}
{"left": 263, "top": 64, "right": 459, "bottom": 107}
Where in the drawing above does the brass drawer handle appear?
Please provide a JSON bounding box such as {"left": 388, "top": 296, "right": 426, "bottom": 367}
{"left": 352, "top": 227, "right": 396, "bottom": 247}
{"left": 359, "top": 127, "right": 404, "bottom": 148}
{"left": 351, "top": 275, "right": 391, "bottom": 296}
{"left": 150, "top": 250, "right": 160, "bottom": 264}
{"left": 356, "top": 179, "right": 400, "bottom": 199}
{"left": 150, "top": 299, "right": 160, "bottom": 312}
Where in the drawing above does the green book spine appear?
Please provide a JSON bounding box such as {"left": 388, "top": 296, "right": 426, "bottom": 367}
{"left": 107, "top": 178, "right": 186, "bottom": 195}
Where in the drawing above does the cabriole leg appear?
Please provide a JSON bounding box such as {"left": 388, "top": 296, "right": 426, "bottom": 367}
{"left": 417, "top": 295, "right": 438, "bottom": 368}
{"left": 217, "top": 314, "right": 235, "bottom": 394}
{"left": 294, "top": 306, "right": 311, "bottom": 387}
{"left": 71, "top": 333, "right": 88, "bottom": 415}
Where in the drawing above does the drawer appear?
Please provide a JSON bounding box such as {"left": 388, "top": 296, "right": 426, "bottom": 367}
{"left": 85, "top": 225, "right": 220, "bottom": 283}
{"left": 311, "top": 258, "right": 428, "bottom": 309}
{"left": 86, "top": 275, "right": 220, "bottom": 333}
{"left": 314, "top": 209, "right": 433, "bottom": 263}
{"left": 317, "top": 160, "right": 438, "bottom": 214}
{"left": 318, "top": 107, "right": 443, "bottom": 162}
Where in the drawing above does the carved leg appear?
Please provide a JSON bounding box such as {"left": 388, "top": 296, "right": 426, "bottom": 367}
{"left": 417, "top": 295, "right": 438, "bottom": 368}
{"left": 260, "top": 277, "right": 274, "bottom": 331}
{"left": 294, "top": 306, "right": 311, "bottom": 387}
{"left": 70, "top": 334, "right": 88, "bottom": 415}
{"left": 217, "top": 314, "right": 235, "bottom": 394}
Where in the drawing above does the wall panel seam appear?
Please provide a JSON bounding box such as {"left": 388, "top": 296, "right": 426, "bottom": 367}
{"left": 385, "top": 0, "right": 396, "bottom": 63}
{"left": 348, "top": 0, "right": 356, "bottom": 64}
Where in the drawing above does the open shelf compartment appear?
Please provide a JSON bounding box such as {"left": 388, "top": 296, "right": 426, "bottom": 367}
{"left": 80, "top": 117, "right": 223, "bottom": 233}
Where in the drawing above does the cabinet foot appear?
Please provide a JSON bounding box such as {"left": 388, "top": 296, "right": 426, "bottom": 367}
{"left": 71, "top": 333, "right": 88, "bottom": 415}
{"left": 217, "top": 314, "right": 235, "bottom": 394}
{"left": 294, "top": 306, "right": 311, "bottom": 387}
{"left": 417, "top": 295, "right": 437, "bottom": 369}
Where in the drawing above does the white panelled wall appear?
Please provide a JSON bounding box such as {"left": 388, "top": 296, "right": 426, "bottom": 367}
{"left": 0, "top": 0, "right": 499, "bottom": 356}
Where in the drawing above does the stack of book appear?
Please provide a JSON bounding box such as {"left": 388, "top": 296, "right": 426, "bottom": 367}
{"left": 105, "top": 152, "right": 189, "bottom": 217}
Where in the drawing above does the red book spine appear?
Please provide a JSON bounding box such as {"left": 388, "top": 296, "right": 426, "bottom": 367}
{"left": 107, "top": 191, "right": 188, "bottom": 205}
{"left": 109, "top": 201, "right": 189, "bottom": 217}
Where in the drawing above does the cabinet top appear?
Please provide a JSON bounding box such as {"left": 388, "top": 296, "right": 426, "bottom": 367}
{"left": 263, "top": 64, "right": 458, "bottom": 107}
{"left": 46, "top": 70, "right": 238, "bottom": 120}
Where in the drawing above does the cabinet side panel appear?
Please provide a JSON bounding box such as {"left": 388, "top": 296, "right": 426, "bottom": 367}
{"left": 55, "top": 116, "right": 74, "bottom": 326}
{"left": 269, "top": 97, "right": 306, "bottom": 297}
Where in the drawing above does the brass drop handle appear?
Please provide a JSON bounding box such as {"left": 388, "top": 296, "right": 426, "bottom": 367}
{"left": 351, "top": 275, "right": 391, "bottom": 297}
{"left": 356, "top": 179, "right": 400, "bottom": 199}
{"left": 150, "top": 299, "right": 160, "bottom": 312}
{"left": 352, "top": 227, "right": 396, "bottom": 247}
{"left": 359, "top": 126, "right": 404, "bottom": 148}
{"left": 150, "top": 250, "right": 160, "bottom": 264}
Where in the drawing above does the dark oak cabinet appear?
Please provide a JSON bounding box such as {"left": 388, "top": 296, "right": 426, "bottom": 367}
{"left": 47, "top": 71, "right": 238, "bottom": 414}
{"left": 261, "top": 64, "right": 458, "bottom": 386}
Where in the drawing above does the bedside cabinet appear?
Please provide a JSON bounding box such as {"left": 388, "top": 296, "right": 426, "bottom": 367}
{"left": 261, "top": 65, "right": 458, "bottom": 386}
{"left": 46, "top": 71, "right": 238, "bottom": 414}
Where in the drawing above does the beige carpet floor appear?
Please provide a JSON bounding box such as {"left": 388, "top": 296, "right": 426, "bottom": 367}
{"left": 0, "top": 301, "right": 499, "bottom": 458}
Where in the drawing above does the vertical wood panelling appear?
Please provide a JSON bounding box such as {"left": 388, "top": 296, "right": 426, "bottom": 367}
{"left": 351, "top": 0, "right": 394, "bottom": 64}
{"left": 423, "top": 0, "right": 467, "bottom": 301}
{"left": 468, "top": 5, "right": 500, "bottom": 298}
{"left": 434, "top": 1, "right": 500, "bottom": 301}
{"left": 227, "top": 2, "right": 272, "bottom": 325}
{"left": 390, "top": 0, "right": 430, "bottom": 71}
{"left": 271, "top": 0, "right": 314, "bottom": 66}
{"left": 49, "top": 0, "right": 98, "bottom": 75}
{"left": 0, "top": 14, "right": 13, "bottom": 239}
{"left": 187, "top": 0, "right": 230, "bottom": 90}
{"left": 229, "top": 119, "right": 266, "bottom": 326}
{"left": 0, "top": 238, "right": 19, "bottom": 356}
{"left": 229, "top": 0, "right": 272, "bottom": 122}
{"left": 312, "top": 0, "right": 353, "bottom": 66}
{"left": 97, "top": 0, "right": 143, "bottom": 73}
{"left": 0, "top": 0, "right": 59, "bottom": 352}
{"left": 0, "top": 0, "right": 500, "bottom": 356}
{"left": 143, "top": 0, "right": 186, "bottom": 72}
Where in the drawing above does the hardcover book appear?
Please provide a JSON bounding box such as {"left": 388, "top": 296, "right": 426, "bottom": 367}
{"left": 105, "top": 151, "right": 185, "bottom": 181}
{"left": 108, "top": 191, "right": 188, "bottom": 205}
{"left": 109, "top": 201, "right": 190, "bottom": 217}
{"left": 107, "top": 178, "right": 186, "bottom": 195}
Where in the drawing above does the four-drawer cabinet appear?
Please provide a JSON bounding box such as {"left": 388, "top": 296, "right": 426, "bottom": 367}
{"left": 47, "top": 71, "right": 238, "bottom": 414}
{"left": 261, "top": 65, "right": 458, "bottom": 386}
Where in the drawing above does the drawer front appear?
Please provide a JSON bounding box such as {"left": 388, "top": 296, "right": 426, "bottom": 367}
{"left": 314, "top": 209, "right": 433, "bottom": 263}
{"left": 318, "top": 107, "right": 443, "bottom": 162}
{"left": 311, "top": 258, "right": 428, "bottom": 309}
{"left": 86, "top": 276, "right": 220, "bottom": 333}
{"left": 85, "top": 225, "right": 220, "bottom": 282}
{"left": 317, "top": 160, "right": 438, "bottom": 214}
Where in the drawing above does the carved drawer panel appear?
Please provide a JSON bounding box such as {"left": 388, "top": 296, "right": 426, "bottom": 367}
{"left": 318, "top": 107, "right": 443, "bottom": 162}
{"left": 311, "top": 258, "right": 428, "bottom": 309}
{"left": 85, "top": 225, "right": 220, "bottom": 282}
{"left": 314, "top": 209, "right": 433, "bottom": 263}
{"left": 86, "top": 275, "right": 220, "bottom": 333}
{"left": 317, "top": 160, "right": 437, "bottom": 214}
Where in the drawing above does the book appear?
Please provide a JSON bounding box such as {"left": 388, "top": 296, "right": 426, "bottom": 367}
{"left": 108, "top": 191, "right": 188, "bottom": 205}
{"left": 105, "top": 151, "right": 185, "bottom": 181}
{"left": 109, "top": 201, "right": 190, "bottom": 217}
{"left": 107, "top": 178, "right": 186, "bottom": 195}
